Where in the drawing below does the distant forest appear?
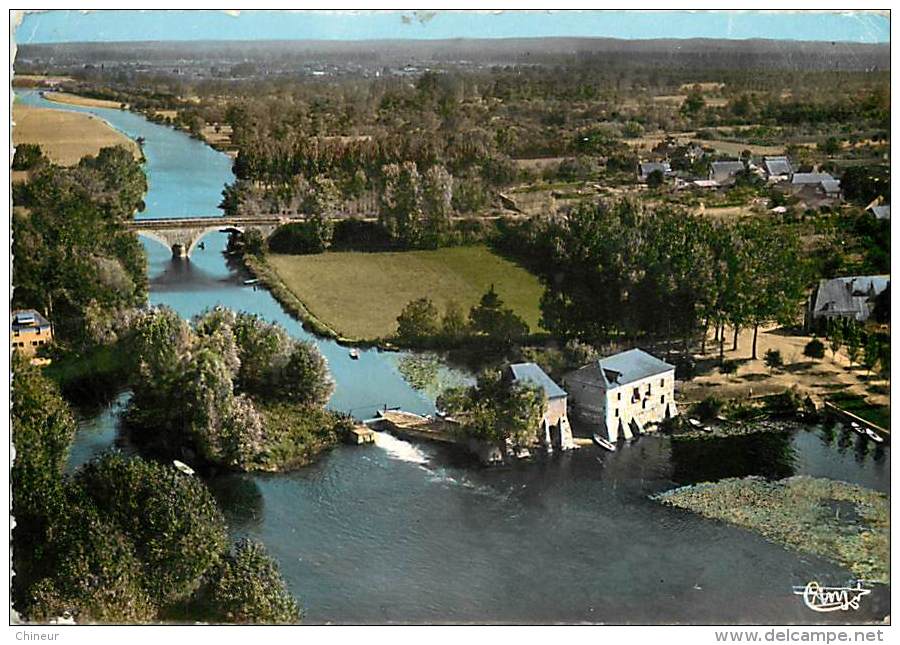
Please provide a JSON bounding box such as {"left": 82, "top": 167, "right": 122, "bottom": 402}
{"left": 17, "top": 37, "right": 890, "bottom": 74}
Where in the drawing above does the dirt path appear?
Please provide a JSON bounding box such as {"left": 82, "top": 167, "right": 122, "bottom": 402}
{"left": 679, "top": 324, "right": 889, "bottom": 408}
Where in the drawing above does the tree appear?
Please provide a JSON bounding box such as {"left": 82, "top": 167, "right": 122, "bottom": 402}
{"left": 231, "top": 312, "right": 294, "bottom": 395}
{"left": 681, "top": 90, "right": 705, "bottom": 117}
{"left": 437, "top": 370, "right": 546, "bottom": 451}
{"left": 12, "top": 143, "right": 44, "bottom": 170}
{"left": 379, "top": 161, "right": 424, "bottom": 246}
{"left": 441, "top": 300, "right": 468, "bottom": 344}
{"left": 878, "top": 338, "right": 890, "bottom": 378}
{"left": 11, "top": 356, "right": 76, "bottom": 524}
{"left": 864, "top": 334, "right": 881, "bottom": 374}
{"left": 803, "top": 338, "right": 826, "bottom": 359}
{"left": 206, "top": 539, "right": 301, "bottom": 624}
{"left": 13, "top": 148, "right": 148, "bottom": 344}
{"left": 275, "top": 341, "right": 334, "bottom": 407}
{"left": 396, "top": 297, "right": 440, "bottom": 344}
{"left": 737, "top": 219, "right": 805, "bottom": 359}
{"left": 764, "top": 349, "right": 783, "bottom": 372}
{"left": 820, "top": 137, "right": 841, "bottom": 156}
{"left": 871, "top": 284, "right": 890, "bottom": 324}
{"left": 25, "top": 486, "right": 156, "bottom": 624}
{"left": 421, "top": 164, "right": 454, "bottom": 246}
{"left": 845, "top": 320, "right": 861, "bottom": 367}
{"left": 827, "top": 317, "right": 844, "bottom": 360}
{"left": 470, "top": 285, "right": 529, "bottom": 345}
{"left": 646, "top": 169, "right": 664, "bottom": 189}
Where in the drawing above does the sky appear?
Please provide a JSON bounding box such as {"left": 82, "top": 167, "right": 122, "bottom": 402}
{"left": 14, "top": 10, "right": 890, "bottom": 45}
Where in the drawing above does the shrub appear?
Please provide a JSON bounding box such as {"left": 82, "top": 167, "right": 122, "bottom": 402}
{"left": 803, "top": 338, "right": 826, "bottom": 359}
{"left": 206, "top": 539, "right": 301, "bottom": 624}
{"left": 268, "top": 221, "right": 332, "bottom": 255}
{"left": 764, "top": 349, "right": 784, "bottom": 371}
{"left": 693, "top": 396, "right": 723, "bottom": 421}
{"left": 766, "top": 387, "right": 805, "bottom": 417}
{"left": 720, "top": 360, "right": 738, "bottom": 374}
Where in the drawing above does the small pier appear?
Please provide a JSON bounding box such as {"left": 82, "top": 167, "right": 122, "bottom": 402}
{"left": 368, "top": 410, "right": 460, "bottom": 444}
{"left": 343, "top": 424, "right": 376, "bottom": 445}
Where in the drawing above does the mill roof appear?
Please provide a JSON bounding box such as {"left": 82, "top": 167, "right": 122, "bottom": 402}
{"left": 508, "top": 362, "right": 567, "bottom": 399}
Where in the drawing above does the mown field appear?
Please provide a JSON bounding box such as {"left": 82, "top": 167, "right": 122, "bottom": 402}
{"left": 13, "top": 103, "right": 139, "bottom": 166}
{"left": 266, "top": 245, "right": 544, "bottom": 340}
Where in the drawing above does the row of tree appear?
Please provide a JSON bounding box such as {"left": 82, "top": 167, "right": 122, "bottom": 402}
{"left": 495, "top": 199, "right": 806, "bottom": 359}
{"left": 12, "top": 356, "right": 299, "bottom": 623}
{"left": 395, "top": 286, "right": 530, "bottom": 348}
{"left": 822, "top": 318, "right": 890, "bottom": 376}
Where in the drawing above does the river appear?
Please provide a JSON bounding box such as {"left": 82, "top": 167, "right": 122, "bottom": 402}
{"left": 18, "top": 90, "right": 890, "bottom": 624}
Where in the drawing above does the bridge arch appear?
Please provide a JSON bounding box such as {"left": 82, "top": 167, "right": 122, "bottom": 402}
{"left": 135, "top": 230, "right": 176, "bottom": 254}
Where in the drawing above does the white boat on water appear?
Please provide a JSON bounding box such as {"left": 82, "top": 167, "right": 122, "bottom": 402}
{"left": 688, "top": 418, "right": 702, "bottom": 428}
{"left": 349, "top": 348, "right": 360, "bottom": 360}
{"left": 592, "top": 433, "right": 617, "bottom": 452}
{"left": 173, "top": 460, "right": 195, "bottom": 476}
{"left": 243, "top": 278, "right": 260, "bottom": 285}
{"left": 865, "top": 428, "right": 885, "bottom": 443}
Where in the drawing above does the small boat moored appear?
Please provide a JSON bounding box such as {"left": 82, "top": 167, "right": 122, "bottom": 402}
{"left": 592, "top": 433, "right": 617, "bottom": 452}
{"left": 173, "top": 460, "right": 195, "bottom": 476}
{"left": 243, "top": 278, "right": 260, "bottom": 286}
{"left": 865, "top": 428, "right": 885, "bottom": 443}
{"left": 349, "top": 348, "right": 360, "bottom": 360}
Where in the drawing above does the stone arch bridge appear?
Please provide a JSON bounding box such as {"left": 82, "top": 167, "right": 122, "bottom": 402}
{"left": 126, "top": 216, "right": 306, "bottom": 258}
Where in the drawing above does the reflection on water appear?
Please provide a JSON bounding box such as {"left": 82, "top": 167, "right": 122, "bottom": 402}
{"left": 670, "top": 431, "right": 796, "bottom": 484}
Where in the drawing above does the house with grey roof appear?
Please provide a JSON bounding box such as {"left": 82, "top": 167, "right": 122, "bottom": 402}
{"left": 708, "top": 160, "right": 745, "bottom": 184}
{"left": 637, "top": 161, "right": 671, "bottom": 182}
{"left": 563, "top": 348, "right": 677, "bottom": 443}
{"left": 789, "top": 172, "right": 842, "bottom": 202}
{"left": 506, "top": 362, "right": 574, "bottom": 450}
{"left": 868, "top": 204, "right": 890, "bottom": 221}
{"left": 10, "top": 309, "right": 53, "bottom": 357}
{"left": 805, "top": 275, "right": 890, "bottom": 330}
{"left": 763, "top": 156, "right": 793, "bottom": 179}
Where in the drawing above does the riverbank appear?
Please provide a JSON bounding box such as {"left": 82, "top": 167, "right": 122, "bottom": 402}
{"left": 240, "top": 252, "right": 345, "bottom": 342}
{"left": 41, "top": 90, "right": 126, "bottom": 110}
{"left": 12, "top": 103, "right": 141, "bottom": 166}
{"left": 655, "top": 475, "right": 889, "bottom": 584}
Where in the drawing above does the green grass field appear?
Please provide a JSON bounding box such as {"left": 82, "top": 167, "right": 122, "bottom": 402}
{"left": 266, "top": 245, "right": 544, "bottom": 340}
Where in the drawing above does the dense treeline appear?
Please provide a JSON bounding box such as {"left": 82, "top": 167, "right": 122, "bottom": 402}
{"left": 12, "top": 145, "right": 148, "bottom": 345}
{"left": 11, "top": 356, "right": 299, "bottom": 623}
{"left": 494, "top": 200, "right": 806, "bottom": 359}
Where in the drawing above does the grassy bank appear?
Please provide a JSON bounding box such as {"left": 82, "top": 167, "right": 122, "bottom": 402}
{"left": 655, "top": 476, "right": 889, "bottom": 583}
{"left": 265, "top": 245, "right": 544, "bottom": 340}
{"left": 13, "top": 103, "right": 140, "bottom": 165}
{"left": 255, "top": 402, "right": 350, "bottom": 471}
{"left": 826, "top": 392, "right": 891, "bottom": 430}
